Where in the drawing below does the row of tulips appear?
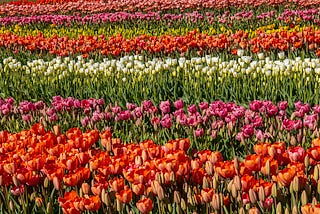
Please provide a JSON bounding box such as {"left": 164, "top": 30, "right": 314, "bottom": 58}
{"left": 0, "top": 8, "right": 319, "bottom": 26}
{"left": 1, "top": 0, "right": 319, "bottom": 16}
{"left": 1, "top": 54, "right": 320, "bottom": 105}
{"left": 2, "top": 23, "right": 311, "bottom": 42}
{"left": 2, "top": 123, "right": 320, "bottom": 213}
{"left": 1, "top": 96, "right": 320, "bottom": 155}
{"left": 2, "top": 27, "right": 320, "bottom": 57}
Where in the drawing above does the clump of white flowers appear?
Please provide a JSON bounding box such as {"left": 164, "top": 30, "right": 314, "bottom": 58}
{"left": 0, "top": 54, "right": 320, "bottom": 83}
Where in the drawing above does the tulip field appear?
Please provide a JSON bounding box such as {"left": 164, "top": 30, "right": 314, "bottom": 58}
{"left": 3, "top": 0, "right": 320, "bottom": 214}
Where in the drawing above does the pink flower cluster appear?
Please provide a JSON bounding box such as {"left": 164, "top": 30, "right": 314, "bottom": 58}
{"left": 0, "top": 0, "right": 319, "bottom": 17}
{"left": 1, "top": 97, "right": 320, "bottom": 145}
{"left": 1, "top": 8, "right": 320, "bottom": 26}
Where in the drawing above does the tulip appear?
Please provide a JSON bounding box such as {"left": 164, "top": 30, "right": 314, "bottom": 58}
{"left": 136, "top": 198, "right": 153, "bottom": 214}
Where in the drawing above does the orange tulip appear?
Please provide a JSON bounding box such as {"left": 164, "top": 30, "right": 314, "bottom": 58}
{"left": 249, "top": 207, "right": 260, "bottom": 214}
{"left": 277, "top": 167, "right": 296, "bottom": 187}
{"left": 201, "top": 188, "right": 214, "bottom": 203}
{"left": 268, "top": 142, "right": 286, "bottom": 158}
{"left": 116, "top": 186, "right": 132, "bottom": 204}
{"left": 214, "top": 161, "right": 236, "bottom": 179}
{"left": 83, "top": 196, "right": 101, "bottom": 211}
{"left": 312, "top": 138, "right": 320, "bottom": 147}
{"left": 244, "top": 154, "right": 262, "bottom": 172}
{"left": 63, "top": 173, "right": 80, "bottom": 187}
{"left": 301, "top": 203, "right": 320, "bottom": 214}
{"left": 109, "top": 177, "right": 124, "bottom": 192}
{"left": 241, "top": 174, "right": 257, "bottom": 192}
{"left": 307, "top": 146, "right": 320, "bottom": 161}
{"left": 136, "top": 198, "right": 153, "bottom": 214}
{"left": 132, "top": 183, "right": 145, "bottom": 196}
{"left": 254, "top": 142, "right": 270, "bottom": 156}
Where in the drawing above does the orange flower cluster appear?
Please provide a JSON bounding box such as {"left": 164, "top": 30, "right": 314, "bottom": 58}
{"left": 2, "top": 27, "right": 320, "bottom": 57}
{"left": 58, "top": 191, "right": 100, "bottom": 214}
{"left": 3, "top": 123, "right": 320, "bottom": 213}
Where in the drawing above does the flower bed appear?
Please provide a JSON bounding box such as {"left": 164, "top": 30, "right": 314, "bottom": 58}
{"left": 2, "top": 0, "right": 320, "bottom": 213}
{"left": 1, "top": 123, "right": 320, "bottom": 213}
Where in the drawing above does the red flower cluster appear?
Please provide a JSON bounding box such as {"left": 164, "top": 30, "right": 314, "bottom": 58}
{"left": 2, "top": 28, "right": 320, "bottom": 57}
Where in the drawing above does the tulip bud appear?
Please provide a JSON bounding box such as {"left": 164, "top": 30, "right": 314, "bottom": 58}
{"left": 314, "top": 165, "right": 319, "bottom": 181}
{"left": 181, "top": 198, "right": 187, "bottom": 211}
{"left": 163, "top": 172, "right": 169, "bottom": 184}
{"left": 44, "top": 177, "right": 49, "bottom": 188}
{"left": 212, "top": 193, "right": 220, "bottom": 211}
{"left": 157, "top": 185, "right": 165, "bottom": 200}
{"left": 292, "top": 176, "right": 299, "bottom": 192}
{"left": 155, "top": 172, "right": 161, "bottom": 184}
{"left": 183, "top": 183, "right": 188, "bottom": 194}
{"left": 312, "top": 196, "right": 317, "bottom": 206}
{"left": 52, "top": 176, "right": 60, "bottom": 191}
{"left": 81, "top": 182, "right": 90, "bottom": 195}
{"left": 265, "top": 159, "right": 271, "bottom": 177}
{"left": 289, "top": 182, "right": 294, "bottom": 194}
{"left": 276, "top": 202, "right": 282, "bottom": 214}
{"left": 12, "top": 175, "right": 19, "bottom": 187}
{"left": 101, "top": 189, "right": 106, "bottom": 204}
{"left": 170, "top": 171, "right": 175, "bottom": 182}
{"left": 203, "top": 176, "right": 209, "bottom": 189}
{"left": 135, "top": 156, "right": 143, "bottom": 166}
{"left": 106, "top": 140, "right": 112, "bottom": 152}
{"left": 234, "top": 157, "right": 240, "bottom": 174}
{"left": 292, "top": 205, "right": 298, "bottom": 214}
{"left": 249, "top": 189, "right": 257, "bottom": 204}
{"left": 79, "top": 188, "right": 83, "bottom": 198}
{"left": 205, "top": 161, "right": 213, "bottom": 175}
{"left": 301, "top": 190, "right": 308, "bottom": 206}
{"left": 30, "top": 192, "right": 36, "bottom": 201}
{"left": 151, "top": 180, "right": 159, "bottom": 195}
{"left": 104, "top": 191, "right": 111, "bottom": 207}
{"left": 53, "top": 125, "right": 61, "bottom": 136}
{"left": 231, "top": 183, "right": 238, "bottom": 199}
{"left": 233, "top": 175, "right": 241, "bottom": 191}
{"left": 187, "top": 191, "right": 195, "bottom": 206}
{"left": 10, "top": 200, "right": 14, "bottom": 211}
{"left": 227, "top": 180, "right": 234, "bottom": 192}
{"left": 290, "top": 136, "right": 297, "bottom": 146}
{"left": 258, "top": 187, "right": 265, "bottom": 202}
{"left": 305, "top": 183, "right": 311, "bottom": 196}
{"left": 116, "top": 199, "right": 123, "bottom": 212}
{"left": 304, "top": 156, "right": 310, "bottom": 169}
{"left": 174, "top": 191, "right": 181, "bottom": 204}
{"left": 284, "top": 207, "right": 290, "bottom": 214}
{"left": 46, "top": 202, "right": 52, "bottom": 213}
{"left": 167, "top": 202, "right": 173, "bottom": 212}
{"left": 268, "top": 146, "right": 276, "bottom": 158}
{"left": 35, "top": 197, "right": 44, "bottom": 208}
{"left": 239, "top": 207, "right": 245, "bottom": 214}
{"left": 272, "top": 183, "right": 277, "bottom": 198}
{"left": 317, "top": 181, "right": 320, "bottom": 195}
{"left": 212, "top": 177, "right": 218, "bottom": 190}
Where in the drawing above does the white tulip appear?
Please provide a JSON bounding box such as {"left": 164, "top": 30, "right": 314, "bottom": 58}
{"left": 257, "top": 53, "right": 264, "bottom": 60}
{"left": 237, "top": 49, "right": 244, "bottom": 57}
{"left": 278, "top": 52, "right": 285, "bottom": 60}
